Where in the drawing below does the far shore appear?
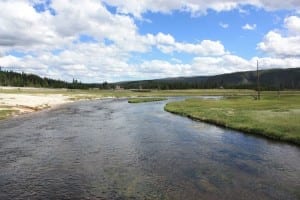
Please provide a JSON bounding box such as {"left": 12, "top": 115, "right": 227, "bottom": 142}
{"left": 0, "top": 87, "right": 108, "bottom": 119}
{"left": 0, "top": 87, "right": 258, "bottom": 120}
{"left": 0, "top": 93, "right": 73, "bottom": 119}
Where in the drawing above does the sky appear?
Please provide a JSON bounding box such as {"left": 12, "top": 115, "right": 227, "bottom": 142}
{"left": 0, "top": 0, "right": 299, "bottom": 83}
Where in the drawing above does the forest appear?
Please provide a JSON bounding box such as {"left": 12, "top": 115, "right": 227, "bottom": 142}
{"left": 116, "top": 68, "right": 300, "bottom": 90}
{"left": 0, "top": 67, "right": 299, "bottom": 90}
{"left": 0, "top": 68, "right": 108, "bottom": 89}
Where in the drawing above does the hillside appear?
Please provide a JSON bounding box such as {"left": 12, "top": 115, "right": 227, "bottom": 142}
{"left": 0, "top": 69, "right": 108, "bottom": 89}
{"left": 1, "top": 67, "right": 299, "bottom": 90}
{"left": 116, "top": 68, "right": 300, "bottom": 90}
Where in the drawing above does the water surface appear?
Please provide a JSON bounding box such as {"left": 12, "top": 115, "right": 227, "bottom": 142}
{"left": 0, "top": 98, "right": 299, "bottom": 199}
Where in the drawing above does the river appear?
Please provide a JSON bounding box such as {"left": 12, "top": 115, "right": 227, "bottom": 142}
{"left": 0, "top": 98, "right": 299, "bottom": 199}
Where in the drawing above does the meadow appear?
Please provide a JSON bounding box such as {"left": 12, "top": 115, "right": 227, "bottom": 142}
{"left": 165, "top": 92, "right": 300, "bottom": 145}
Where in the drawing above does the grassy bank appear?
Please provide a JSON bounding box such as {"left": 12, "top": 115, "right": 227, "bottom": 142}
{"left": 164, "top": 94, "right": 300, "bottom": 145}
{"left": 0, "top": 109, "right": 15, "bottom": 120}
{"left": 128, "top": 97, "right": 167, "bottom": 103}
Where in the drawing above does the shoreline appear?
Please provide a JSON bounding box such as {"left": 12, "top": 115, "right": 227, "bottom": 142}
{"left": 164, "top": 108, "right": 300, "bottom": 147}
{"left": 0, "top": 90, "right": 120, "bottom": 120}
{"left": 0, "top": 93, "right": 73, "bottom": 120}
{"left": 1, "top": 88, "right": 299, "bottom": 147}
{"left": 164, "top": 98, "right": 300, "bottom": 146}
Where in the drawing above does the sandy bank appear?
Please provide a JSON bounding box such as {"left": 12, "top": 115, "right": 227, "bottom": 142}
{"left": 0, "top": 93, "right": 72, "bottom": 115}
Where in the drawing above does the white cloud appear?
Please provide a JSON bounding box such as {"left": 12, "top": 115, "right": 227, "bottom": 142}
{"left": 134, "top": 55, "right": 300, "bottom": 79}
{"left": 1, "top": 50, "right": 299, "bottom": 82}
{"left": 136, "top": 60, "right": 192, "bottom": 78}
{"left": 0, "top": 41, "right": 133, "bottom": 82}
{"left": 103, "top": 0, "right": 300, "bottom": 18}
{"left": 258, "top": 31, "right": 300, "bottom": 56}
{"left": 0, "top": 0, "right": 65, "bottom": 51}
{"left": 284, "top": 16, "right": 300, "bottom": 34}
{"left": 151, "top": 33, "right": 226, "bottom": 56}
{"left": 0, "top": 0, "right": 154, "bottom": 82}
{"left": 0, "top": 0, "right": 153, "bottom": 54}
{"left": 0, "top": 0, "right": 229, "bottom": 82}
{"left": 242, "top": 23, "right": 257, "bottom": 30}
{"left": 192, "top": 55, "right": 252, "bottom": 75}
{"left": 254, "top": 57, "right": 300, "bottom": 68}
{"left": 258, "top": 16, "right": 300, "bottom": 57}
{"left": 154, "top": 33, "right": 176, "bottom": 45}
{"left": 0, "top": 0, "right": 299, "bottom": 82}
{"left": 192, "top": 55, "right": 300, "bottom": 75}
{"left": 219, "top": 22, "right": 229, "bottom": 28}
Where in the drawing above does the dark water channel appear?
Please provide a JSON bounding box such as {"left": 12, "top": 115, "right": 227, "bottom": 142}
{"left": 0, "top": 98, "right": 299, "bottom": 199}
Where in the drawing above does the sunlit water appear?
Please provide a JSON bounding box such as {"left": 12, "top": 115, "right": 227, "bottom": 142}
{"left": 0, "top": 98, "right": 299, "bottom": 199}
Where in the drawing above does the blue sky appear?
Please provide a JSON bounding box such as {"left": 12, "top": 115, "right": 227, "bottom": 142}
{"left": 139, "top": 7, "right": 281, "bottom": 58}
{"left": 0, "top": 0, "right": 299, "bottom": 82}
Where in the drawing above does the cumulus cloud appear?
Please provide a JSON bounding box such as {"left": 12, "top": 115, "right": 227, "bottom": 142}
{"left": 0, "top": 0, "right": 153, "bottom": 81}
{"left": 0, "top": 42, "right": 132, "bottom": 82}
{"left": 103, "top": 0, "right": 300, "bottom": 18}
{"left": 0, "top": 0, "right": 229, "bottom": 82}
{"left": 0, "top": 0, "right": 64, "bottom": 51}
{"left": 149, "top": 33, "right": 226, "bottom": 56}
{"left": 284, "top": 16, "right": 300, "bottom": 34}
{"left": 192, "top": 55, "right": 300, "bottom": 75}
{"left": 258, "top": 16, "right": 300, "bottom": 57}
{"left": 136, "top": 60, "right": 192, "bottom": 79}
{"left": 135, "top": 55, "right": 300, "bottom": 79}
{"left": 0, "top": 0, "right": 153, "bottom": 54}
{"left": 0, "top": 0, "right": 299, "bottom": 82}
{"left": 192, "top": 55, "right": 253, "bottom": 75}
{"left": 242, "top": 23, "right": 256, "bottom": 30}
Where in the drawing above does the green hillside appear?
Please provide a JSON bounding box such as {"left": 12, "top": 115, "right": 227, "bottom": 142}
{"left": 1, "top": 67, "right": 299, "bottom": 90}
{"left": 116, "top": 68, "right": 300, "bottom": 90}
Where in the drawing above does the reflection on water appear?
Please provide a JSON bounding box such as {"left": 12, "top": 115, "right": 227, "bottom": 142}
{"left": 0, "top": 98, "right": 299, "bottom": 199}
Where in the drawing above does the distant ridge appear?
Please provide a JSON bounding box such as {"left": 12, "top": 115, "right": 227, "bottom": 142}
{"left": 0, "top": 67, "right": 299, "bottom": 90}
{"left": 114, "top": 68, "right": 300, "bottom": 90}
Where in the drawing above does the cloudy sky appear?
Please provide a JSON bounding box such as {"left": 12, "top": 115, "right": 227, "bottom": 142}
{"left": 0, "top": 0, "right": 299, "bottom": 83}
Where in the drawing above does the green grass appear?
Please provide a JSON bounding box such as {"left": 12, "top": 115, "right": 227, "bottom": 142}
{"left": 164, "top": 94, "right": 300, "bottom": 145}
{"left": 0, "top": 109, "right": 16, "bottom": 120}
{"left": 128, "top": 97, "right": 167, "bottom": 103}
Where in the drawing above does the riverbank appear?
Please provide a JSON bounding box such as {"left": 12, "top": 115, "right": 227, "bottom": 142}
{"left": 164, "top": 94, "right": 300, "bottom": 145}
{"left": 0, "top": 93, "right": 73, "bottom": 119}
{"left": 0, "top": 87, "right": 254, "bottom": 119}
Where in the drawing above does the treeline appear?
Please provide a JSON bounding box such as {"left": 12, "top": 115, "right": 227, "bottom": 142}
{"left": 1, "top": 67, "right": 299, "bottom": 90}
{"left": 115, "top": 68, "right": 300, "bottom": 90}
{"left": 0, "top": 68, "right": 109, "bottom": 89}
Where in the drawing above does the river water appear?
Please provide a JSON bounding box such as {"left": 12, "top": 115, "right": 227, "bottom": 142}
{"left": 0, "top": 98, "right": 299, "bottom": 199}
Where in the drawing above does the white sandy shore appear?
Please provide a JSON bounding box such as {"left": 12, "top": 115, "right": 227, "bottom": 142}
{"left": 0, "top": 93, "right": 72, "bottom": 114}
{"left": 0, "top": 87, "right": 118, "bottom": 118}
